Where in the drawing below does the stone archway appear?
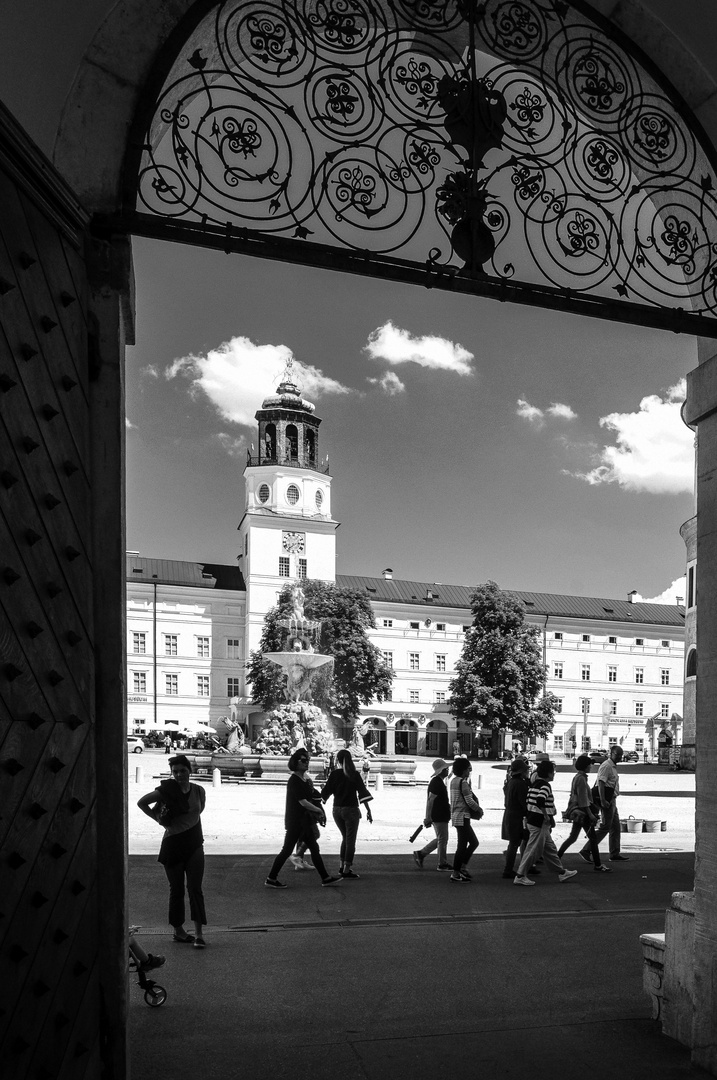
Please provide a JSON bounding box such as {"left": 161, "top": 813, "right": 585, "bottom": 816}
{"left": 1, "top": 1, "right": 715, "bottom": 1075}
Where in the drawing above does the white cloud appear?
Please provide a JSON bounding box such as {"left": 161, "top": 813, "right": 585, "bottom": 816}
{"left": 571, "top": 380, "right": 693, "bottom": 494}
{"left": 517, "top": 399, "right": 577, "bottom": 427}
{"left": 367, "top": 371, "right": 406, "bottom": 395}
{"left": 632, "top": 576, "right": 686, "bottom": 605}
{"left": 125, "top": 417, "right": 135, "bottom": 429}
{"left": 365, "top": 321, "right": 473, "bottom": 375}
{"left": 141, "top": 364, "right": 160, "bottom": 379}
{"left": 165, "top": 335, "right": 352, "bottom": 426}
{"left": 547, "top": 402, "right": 577, "bottom": 420}
{"left": 516, "top": 399, "right": 546, "bottom": 427}
{"left": 215, "top": 432, "right": 248, "bottom": 458}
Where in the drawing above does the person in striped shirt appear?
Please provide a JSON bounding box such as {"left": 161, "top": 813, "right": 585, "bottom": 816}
{"left": 514, "top": 759, "right": 578, "bottom": 886}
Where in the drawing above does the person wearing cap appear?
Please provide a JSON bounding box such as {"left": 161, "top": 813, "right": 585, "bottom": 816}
{"left": 501, "top": 757, "right": 530, "bottom": 878}
{"left": 413, "top": 759, "right": 452, "bottom": 871}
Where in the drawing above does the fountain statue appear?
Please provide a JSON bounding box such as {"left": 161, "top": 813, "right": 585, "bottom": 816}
{"left": 262, "top": 585, "right": 334, "bottom": 704}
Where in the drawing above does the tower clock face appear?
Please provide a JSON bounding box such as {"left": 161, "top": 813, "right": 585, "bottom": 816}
{"left": 282, "top": 531, "right": 305, "bottom": 554}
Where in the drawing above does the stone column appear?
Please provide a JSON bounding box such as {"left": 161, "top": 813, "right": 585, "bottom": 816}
{"left": 684, "top": 355, "right": 717, "bottom": 1074}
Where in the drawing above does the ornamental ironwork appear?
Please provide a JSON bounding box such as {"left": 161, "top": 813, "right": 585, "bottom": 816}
{"left": 129, "top": 0, "right": 717, "bottom": 333}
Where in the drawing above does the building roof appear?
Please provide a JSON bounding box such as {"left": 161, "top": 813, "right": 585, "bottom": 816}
{"left": 125, "top": 557, "right": 684, "bottom": 626}
{"left": 335, "top": 575, "right": 686, "bottom": 627}
{"left": 126, "top": 556, "right": 245, "bottom": 591}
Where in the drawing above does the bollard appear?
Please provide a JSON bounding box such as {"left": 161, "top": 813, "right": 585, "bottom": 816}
{"left": 134, "top": 765, "right": 143, "bottom": 784}
{"left": 212, "top": 768, "right": 222, "bottom": 788}
{"left": 475, "top": 774, "right": 482, "bottom": 789}
{"left": 376, "top": 772, "right": 384, "bottom": 793}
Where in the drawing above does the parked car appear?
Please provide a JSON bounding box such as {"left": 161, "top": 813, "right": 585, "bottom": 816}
{"left": 127, "top": 735, "right": 145, "bottom": 753}
{"left": 622, "top": 750, "right": 639, "bottom": 763}
{"left": 588, "top": 748, "right": 609, "bottom": 763}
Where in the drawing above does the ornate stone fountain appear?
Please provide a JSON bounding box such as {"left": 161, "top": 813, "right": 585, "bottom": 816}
{"left": 262, "top": 584, "right": 334, "bottom": 705}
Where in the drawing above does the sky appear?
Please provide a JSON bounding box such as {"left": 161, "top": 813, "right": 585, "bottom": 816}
{"left": 125, "top": 235, "right": 697, "bottom": 604}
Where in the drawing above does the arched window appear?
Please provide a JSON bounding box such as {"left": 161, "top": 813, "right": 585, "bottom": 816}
{"left": 686, "top": 648, "right": 697, "bottom": 678}
{"left": 263, "top": 424, "right": 276, "bottom": 461}
{"left": 305, "top": 429, "right": 316, "bottom": 465}
{"left": 286, "top": 424, "right": 299, "bottom": 461}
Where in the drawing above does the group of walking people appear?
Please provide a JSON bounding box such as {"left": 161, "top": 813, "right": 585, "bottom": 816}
{"left": 136, "top": 744, "right": 629, "bottom": 945}
{"left": 415, "top": 745, "right": 628, "bottom": 885}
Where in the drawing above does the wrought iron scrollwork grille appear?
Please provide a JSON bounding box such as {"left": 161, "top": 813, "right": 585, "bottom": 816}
{"left": 126, "top": 0, "right": 717, "bottom": 335}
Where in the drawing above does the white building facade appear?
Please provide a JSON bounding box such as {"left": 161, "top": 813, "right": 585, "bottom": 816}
{"left": 126, "top": 375, "right": 685, "bottom": 757}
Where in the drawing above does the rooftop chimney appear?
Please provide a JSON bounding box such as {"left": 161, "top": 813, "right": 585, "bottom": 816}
{"left": 382, "top": 568, "right": 393, "bottom": 580}
{"left": 627, "top": 590, "right": 638, "bottom": 603}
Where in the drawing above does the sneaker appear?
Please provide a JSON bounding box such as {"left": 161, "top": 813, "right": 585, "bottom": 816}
{"left": 578, "top": 852, "right": 592, "bottom": 864}
{"left": 321, "top": 876, "right": 341, "bottom": 886}
{"left": 193, "top": 937, "right": 206, "bottom": 949}
{"left": 264, "top": 878, "right": 288, "bottom": 889}
{"left": 289, "top": 855, "right": 304, "bottom": 870}
{"left": 436, "top": 863, "right": 452, "bottom": 872}
{"left": 340, "top": 868, "right": 360, "bottom": 879}
{"left": 458, "top": 870, "right": 472, "bottom": 881}
{"left": 413, "top": 852, "right": 424, "bottom": 869}
{"left": 449, "top": 873, "right": 466, "bottom": 882}
{"left": 594, "top": 865, "right": 613, "bottom": 873}
{"left": 610, "top": 854, "right": 629, "bottom": 861}
{"left": 139, "top": 954, "right": 166, "bottom": 972}
{"left": 513, "top": 875, "right": 535, "bottom": 886}
{"left": 559, "top": 869, "right": 578, "bottom": 882}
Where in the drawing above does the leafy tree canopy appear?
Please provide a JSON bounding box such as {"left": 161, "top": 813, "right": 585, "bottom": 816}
{"left": 449, "top": 581, "right": 557, "bottom": 744}
{"left": 246, "top": 580, "right": 394, "bottom": 721}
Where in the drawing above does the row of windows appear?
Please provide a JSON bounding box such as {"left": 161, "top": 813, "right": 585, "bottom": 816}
{"left": 552, "top": 697, "right": 672, "bottom": 718}
{"left": 379, "top": 689, "right": 447, "bottom": 704}
{"left": 279, "top": 557, "right": 307, "bottom": 578}
{"left": 132, "top": 633, "right": 242, "bottom": 658}
{"left": 382, "top": 651, "right": 448, "bottom": 671}
{"left": 551, "top": 735, "right": 647, "bottom": 752}
{"left": 256, "top": 482, "right": 324, "bottom": 510}
{"left": 554, "top": 662, "right": 671, "bottom": 685}
{"left": 382, "top": 619, "right": 449, "bottom": 631}
{"left": 553, "top": 632, "right": 672, "bottom": 647}
{"left": 132, "top": 673, "right": 245, "bottom": 696}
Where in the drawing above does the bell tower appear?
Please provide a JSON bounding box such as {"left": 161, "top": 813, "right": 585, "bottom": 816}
{"left": 239, "top": 360, "right": 338, "bottom": 657}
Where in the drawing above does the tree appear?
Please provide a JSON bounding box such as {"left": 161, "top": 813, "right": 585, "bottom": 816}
{"left": 449, "top": 581, "right": 557, "bottom": 755}
{"left": 246, "top": 580, "right": 394, "bottom": 722}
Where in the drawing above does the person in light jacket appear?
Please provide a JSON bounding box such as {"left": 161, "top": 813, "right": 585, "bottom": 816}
{"left": 449, "top": 757, "right": 483, "bottom": 883}
{"left": 558, "top": 755, "right": 611, "bottom": 872}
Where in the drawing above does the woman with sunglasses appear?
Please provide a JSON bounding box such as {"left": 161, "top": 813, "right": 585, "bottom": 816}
{"left": 265, "top": 749, "right": 342, "bottom": 889}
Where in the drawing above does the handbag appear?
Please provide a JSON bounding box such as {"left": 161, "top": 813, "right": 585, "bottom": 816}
{"left": 462, "top": 780, "right": 484, "bottom": 820}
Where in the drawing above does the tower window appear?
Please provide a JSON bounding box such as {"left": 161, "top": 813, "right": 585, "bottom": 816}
{"left": 315, "top": 490, "right": 323, "bottom": 509}
{"left": 279, "top": 557, "right": 290, "bottom": 577}
{"left": 286, "top": 484, "right": 300, "bottom": 505}
{"left": 258, "top": 484, "right": 270, "bottom": 503}
{"left": 298, "top": 558, "right": 307, "bottom": 579}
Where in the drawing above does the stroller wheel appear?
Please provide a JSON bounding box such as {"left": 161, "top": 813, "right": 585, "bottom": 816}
{"left": 144, "top": 984, "right": 167, "bottom": 1007}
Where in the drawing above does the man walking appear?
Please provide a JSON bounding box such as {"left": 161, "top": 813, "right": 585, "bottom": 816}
{"left": 579, "top": 744, "right": 628, "bottom": 863}
{"left": 413, "top": 758, "right": 452, "bottom": 871}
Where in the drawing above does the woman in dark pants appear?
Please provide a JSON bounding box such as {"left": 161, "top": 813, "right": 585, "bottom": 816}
{"left": 320, "top": 748, "right": 373, "bottom": 878}
{"left": 265, "top": 749, "right": 342, "bottom": 889}
{"left": 501, "top": 757, "right": 530, "bottom": 878}
{"left": 137, "top": 754, "right": 208, "bottom": 948}
{"left": 558, "top": 755, "right": 611, "bottom": 872}
{"left": 449, "top": 757, "right": 483, "bottom": 882}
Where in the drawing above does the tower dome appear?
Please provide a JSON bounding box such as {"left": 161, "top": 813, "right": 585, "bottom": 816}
{"left": 252, "top": 358, "right": 322, "bottom": 470}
